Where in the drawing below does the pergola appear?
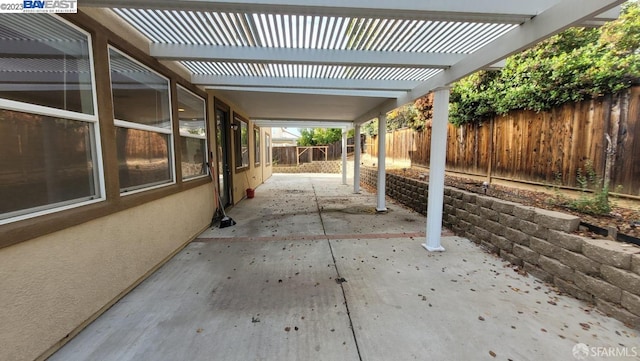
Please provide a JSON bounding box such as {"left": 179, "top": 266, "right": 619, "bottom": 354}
{"left": 83, "top": 0, "right": 624, "bottom": 251}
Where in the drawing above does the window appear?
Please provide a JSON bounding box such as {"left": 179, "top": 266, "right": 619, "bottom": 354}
{"left": 0, "top": 15, "right": 95, "bottom": 114}
{"left": 234, "top": 113, "right": 249, "bottom": 170}
{"left": 0, "top": 14, "right": 102, "bottom": 224}
{"left": 265, "top": 134, "right": 271, "bottom": 166}
{"left": 177, "top": 86, "right": 207, "bottom": 180}
{"left": 254, "top": 126, "right": 260, "bottom": 166}
{"left": 109, "top": 47, "right": 174, "bottom": 193}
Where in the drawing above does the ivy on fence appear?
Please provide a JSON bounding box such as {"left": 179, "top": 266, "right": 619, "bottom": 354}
{"left": 362, "top": 2, "right": 640, "bottom": 134}
{"left": 449, "top": 2, "right": 640, "bottom": 126}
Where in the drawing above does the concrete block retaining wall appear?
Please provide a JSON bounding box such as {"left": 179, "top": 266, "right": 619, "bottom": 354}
{"left": 273, "top": 161, "right": 342, "bottom": 174}
{"left": 361, "top": 167, "right": 640, "bottom": 328}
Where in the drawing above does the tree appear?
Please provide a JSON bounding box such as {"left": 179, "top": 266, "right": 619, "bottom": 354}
{"left": 446, "top": 1, "right": 640, "bottom": 125}
{"left": 414, "top": 93, "right": 434, "bottom": 130}
{"left": 297, "top": 128, "right": 343, "bottom": 145}
{"left": 298, "top": 128, "right": 315, "bottom": 146}
{"left": 362, "top": 119, "right": 378, "bottom": 136}
{"left": 361, "top": 102, "right": 428, "bottom": 136}
{"left": 386, "top": 104, "right": 420, "bottom": 131}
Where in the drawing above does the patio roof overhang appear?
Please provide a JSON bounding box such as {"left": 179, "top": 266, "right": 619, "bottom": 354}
{"left": 81, "top": 0, "right": 624, "bottom": 128}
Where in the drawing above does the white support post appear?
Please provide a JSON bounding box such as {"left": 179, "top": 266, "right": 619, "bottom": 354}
{"left": 376, "top": 114, "right": 387, "bottom": 212}
{"left": 423, "top": 87, "right": 450, "bottom": 252}
{"left": 353, "top": 124, "right": 361, "bottom": 193}
{"left": 342, "top": 128, "right": 348, "bottom": 185}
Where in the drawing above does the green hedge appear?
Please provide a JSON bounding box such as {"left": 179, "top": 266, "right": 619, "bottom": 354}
{"left": 448, "top": 2, "right": 640, "bottom": 126}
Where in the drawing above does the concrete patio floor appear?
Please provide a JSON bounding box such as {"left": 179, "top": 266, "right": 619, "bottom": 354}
{"left": 49, "top": 174, "right": 639, "bottom": 361}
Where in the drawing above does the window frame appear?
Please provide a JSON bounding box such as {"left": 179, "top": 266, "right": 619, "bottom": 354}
{"left": 1, "top": 12, "right": 212, "bottom": 249}
{"left": 0, "top": 14, "right": 105, "bottom": 226}
{"left": 233, "top": 113, "right": 249, "bottom": 171}
{"left": 108, "top": 45, "right": 176, "bottom": 195}
{"left": 254, "top": 126, "right": 260, "bottom": 166}
{"left": 176, "top": 84, "right": 208, "bottom": 181}
{"left": 265, "top": 134, "right": 271, "bottom": 166}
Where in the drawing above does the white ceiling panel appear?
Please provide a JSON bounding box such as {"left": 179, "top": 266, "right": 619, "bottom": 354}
{"left": 78, "top": 0, "right": 624, "bottom": 124}
{"left": 214, "top": 89, "right": 389, "bottom": 121}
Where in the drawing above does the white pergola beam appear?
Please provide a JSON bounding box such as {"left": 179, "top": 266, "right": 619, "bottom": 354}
{"left": 81, "top": 0, "right": 567, "bottom": 22}
{"left": 205, "top": 86, "right": 404, "bottom": 99}
{"left": 151, "top": 44, "right": 464, "bottom": 69}
{"left": 593, "top": 6, "right": 621, "bottom": 21}
{"left": 353, "top": 98, "right": 398, "bottom": 125}
{"left": 253, "top": 120, "right": 351, "bottom": 128}
{"left": 193, "top": 75, "right": 419, "bottom": 91}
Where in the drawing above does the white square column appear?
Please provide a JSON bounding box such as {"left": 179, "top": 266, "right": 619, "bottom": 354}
{"left": 353, "top": 124, "right": 361, "bottom": 193}
{"left": 423, "top": 87, "right": 450, "bottom": 252}
{"left": 376, "top": 114, "right": 387, "bottom": 212}
{"left": 342, "top": 128, "right": 348, "bottom": 185}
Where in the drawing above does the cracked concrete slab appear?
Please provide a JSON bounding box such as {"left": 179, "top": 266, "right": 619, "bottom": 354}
{"left": 49, "top": 174, "right": 639, "bottom": 361}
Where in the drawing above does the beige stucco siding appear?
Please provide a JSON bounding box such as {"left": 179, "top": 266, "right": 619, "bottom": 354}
{"left": 0, "top": 183, "right": 214, "bottom": 361}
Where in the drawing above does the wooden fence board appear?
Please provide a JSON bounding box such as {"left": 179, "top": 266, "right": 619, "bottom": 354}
{"left": 272, "top": 135, "right": 362, "bottom": 166}
{"left": 272, "top": 147, "right": 297, "bottom": 166}
{"left": 368, "top": 87, "right": 640, "bottom": 196}
{"left": 613, "top": 87, "right": 640, "bottom": 195}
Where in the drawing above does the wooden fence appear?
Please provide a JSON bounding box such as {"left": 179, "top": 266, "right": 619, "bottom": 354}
{"left": 368, "top": 87, "right": 640, "bottom": 197}
{"left": 272, "top": 145, "right": 342, "bottom": 165}
{"left": 272, "top": 135, "right": 364, "bottom": 166}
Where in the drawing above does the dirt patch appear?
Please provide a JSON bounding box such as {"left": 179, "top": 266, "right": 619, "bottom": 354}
{"left": 321, "top": 198, "right": 351, "bottom": 204}
{"left": 285, "top": 189, "right": 307, "bottom": 194}
{"left": 386, "top": 167, "right": 640, "bottom": 240}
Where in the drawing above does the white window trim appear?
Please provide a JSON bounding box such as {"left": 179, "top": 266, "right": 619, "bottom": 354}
{"left": 0, "top": 198, "right": 104, "bottom": 226}
{"left": 179, "top": 131, "right": 206, "bottom": 139}
{"left": 0, "top": 99, "right": 97, "bottom": 124}
{"left": 108, "top": 46, "right": 177, "bottom": 194}
{"left": 254, "top": 127, "right": 261, "bottom": 166}
{"left": 119, "top": 179, "right": 177, "bottom": 196}
{"left": 114, "top": 119, "right": 172, "bottom": 134}
{"left": 0, "top": 14, "right": 105, "bottom": 225}
{"left": 235, "top": 116, "right": 250, "bottom": 170}
{"left": 265, "top": 134, "right": 271, "bottom": 166}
